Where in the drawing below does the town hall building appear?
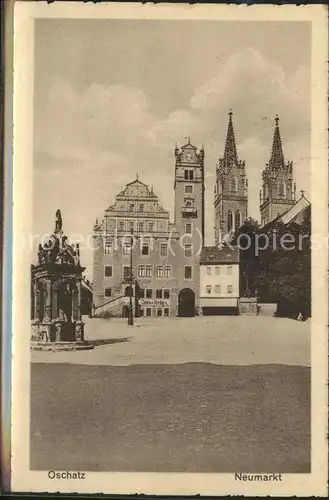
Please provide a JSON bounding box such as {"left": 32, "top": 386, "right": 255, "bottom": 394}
{"left": 92, "top": 139, "right": 205, "bottom": 318}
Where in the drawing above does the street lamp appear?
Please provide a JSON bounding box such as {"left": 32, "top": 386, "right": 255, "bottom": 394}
{"left": 128, "top": 228, "right": 134, "bottom": 326}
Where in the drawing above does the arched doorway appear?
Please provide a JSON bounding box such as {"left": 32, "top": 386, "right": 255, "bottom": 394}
{"left": 178, "top": 288, "right": 195, "bottom": 317}
{"left": 124, "top": 285, "right": 133, "bottom": 297}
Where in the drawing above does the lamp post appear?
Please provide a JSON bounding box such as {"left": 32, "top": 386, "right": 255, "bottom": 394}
{"left": 128, "top": 228, "right": 134, "bottom": 326}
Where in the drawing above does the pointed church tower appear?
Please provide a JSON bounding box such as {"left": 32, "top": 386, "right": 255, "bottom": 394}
{"left": 260, "top": 115, "right": 295, "bottom": 226}
{"left": 214, "top": 111, "right": 248, "bottom": 244}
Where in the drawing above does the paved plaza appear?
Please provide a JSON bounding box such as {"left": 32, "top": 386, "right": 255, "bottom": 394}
{"left": 31, "top": 313, "right": 310, "bottom": 367}
{"left": 31, "top": 315, "right": 310, "bottom": 473}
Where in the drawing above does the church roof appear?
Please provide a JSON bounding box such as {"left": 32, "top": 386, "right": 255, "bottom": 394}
{"left": 200, "top": 245, "right": 240, "bottom": 265}
{"left": 268, "top": 115, "right": 285, "bottom": 170}
{"left": 222, "top": 110, "right": 238, "bottom": 166}
{"left": 278, "top": 193, "right": 310, "bottom": 225}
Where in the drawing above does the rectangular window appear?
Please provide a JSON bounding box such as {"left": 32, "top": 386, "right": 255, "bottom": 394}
{"left": 146, "top": 307, "right": 152, "bottom": 317}
{"left": 164, "top": 289, "right": 170, "bottom": 299}
{"left": 164, "top": 308, "right": 170, "bottom": 317}
{"left": 138, "top": 222, "right": 144, "bottom": 232}
{"left": 119, "top": 221, "right": 124, "bottom": 232}
{"left": 146, "top": 265, "right": 152, "bottom": 278}
{"left": 189, "top": 170, "right": 194, "bottom": 181}
{"left": 148, "top": 222, "right": 154, "bottom": 232}
{"left": 227, "top": 285, "right": 233, "bottom": 294}
{"left": 104, "top": 288, "right": 112, "bottom": 297}
{"left": 139, "top": 288, "right": 145, "bottom": 299}
{"left": 206, "top": 266, "right": 212, "bottom": 275}
{"left": 185, "top": 223, "right": 192, "bottom": 234}
{"left": 141, "top": 242, "right": 149, "bottom": 256}
{"left": 157, "top": 308, "right": 163, "bottom": 317}
{"left": 205, "top": 285, "right": 212, "bottom": 294}
{"left": 139, "top": 204, "right": 144, "bottom": 212}
{"left": 129, "top": 204, "right": 134, "bottom": 212}
{"left": 129, "top": 221, "right": 134, "bottom": 231}
{"left": 123, "top": 266, "right": 130, "bottom": 279}
{"left": 215, "top": 266, "right": 221, "bottom": 275}
{"left": 215, "top": 285, "right": 221, "bottom": 294}
{"left": 104, "top": 265, "right": 112, "bottom": 278}
{"left": 227, "top": 266, "right": 233, "bottom": 275}
{"left": 160, "top": 243, "right": 168, "bottom": 256}
{"left": 185, "top": 185, "right": 193, "bottom": 194}
{"left": 156, "top": 289, "right": 163, "bottom": 299}
{"left": 146, "top": 289, "right": 152, "bottom": 299}
{"left": 184, "top": 266, "right": 192, "bottom": 279}
{"left": 138, "top": 265, "right": 145, "bottom": 278}
{"left": 164, "top": 266, "right": 172, "bottom": 278}
{"left": 123, "top": 242, "right": 131, "bottom": 255}
{"left": 184, "top": 169, "right": 189, "bottom": 180}
{"left": 184, "top": 244, "right": 192, "bottom": 258}
{"left": 156, "top": 265, "right": 164, "bottom": 278}
{"left": 104, "top": 241, "right": 112, "bottom": 254}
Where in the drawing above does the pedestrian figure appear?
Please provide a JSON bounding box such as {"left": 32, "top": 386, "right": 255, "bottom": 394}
{"left": 256, "top": 304, "right": 260, "bottom": 316}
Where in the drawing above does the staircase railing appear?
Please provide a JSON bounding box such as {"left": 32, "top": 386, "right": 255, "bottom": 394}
{"left": 94, "top": 294, "right": 125, "bottom": 311}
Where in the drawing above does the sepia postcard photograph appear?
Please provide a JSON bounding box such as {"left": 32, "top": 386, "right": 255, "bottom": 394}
{"left": 8, "top": 2, "right": 328, "bottom": 497}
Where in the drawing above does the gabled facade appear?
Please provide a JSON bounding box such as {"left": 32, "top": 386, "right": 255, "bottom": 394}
{"left": 92, "top": 139, "right": 206, "bottom": 318}
{"left": 260, "top": 115, "right": 296, "bottom": 226}
{"left": 214, "top": 111, "right": 248, "bottom": 244}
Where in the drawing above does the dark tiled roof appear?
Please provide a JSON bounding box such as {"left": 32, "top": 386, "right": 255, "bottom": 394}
{"left": 200, "top": 245, "right": 240, "bottom": 265}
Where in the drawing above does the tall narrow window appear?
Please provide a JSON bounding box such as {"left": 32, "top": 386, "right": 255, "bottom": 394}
{"left": 215, "top": 285, "right": 221, "bottom": 294}
{"left": 186, "top": 223, "right": 192, "bottom": 234}
{"left": 104, "top": 266, "right": 112, "bottom": 277}
{"left": 206, "top": 266, "right": 212, "bottom": 275}
{"left": 231, "top": 177, "right": 238, "bottom": 193}
{"left": 146, "top": 265, "right": 153, "bottom": 278}
{"left": 227, "top": 285, "right": 233, "bottom": 294}
{"left": 156, "top": 289, "right": 163, "bottom": 299}
{"left": 156, "top": 266, "right": 164, "bottom": 278}
{"left": 235, "top": 211, "right": 241, "bottom": 231}
{"left": 141, "top": 242, "right": 149, "bottom": 256}
{"left": 138, "top": 222, "right": 144, "bottom": 232}
{"left": 104, "top": 241, "right": 112, "bottom": 254}
{"left": 164, "top": 266, "right": 172, "bottom": 278}
{"left": 184, "top": 244, "right": 192, "bottom": 258}
{"left": 160, "top": 243, "right": 168, "bottom": 257}
{"left": 138, "top": 265, "right": 145, "bottom": 278}
{"left": 148, "top": 222, "right": 154, "bottom": 232}
{"left": 278, "top": 180, "right": 285, "bottom": 197}
{"left": 205, "top": 285, "right": 212, "bottom": 294}
{"left": 189, "top": 170, "right": 194, "bottom": 180}
{"left": 139, "top": 204, "right": 144, "bottom": 212}
{"left": 227, "top": 266, "right": 233, "bottom": 275}
{"left": 119, "top": 221, "right": 125, "bottom": 232}
{"left": 228, "top": 210, "right": 233, "bottom": 232}
{"left": 184, "top": 170, "right": 189, "bottom": 180}
{"left": 123, "top": 266, "right": 130, "bottom": 279}
{"left": 184, "top": 266, "right": 192, "bottom": 279}
{"left": 123, "top": 241, "right": 131, "bottom": 255}
{"left": 146, "top": 289, "right": 152, "bottom": 299}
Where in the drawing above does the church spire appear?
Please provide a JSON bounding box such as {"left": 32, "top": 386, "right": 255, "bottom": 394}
{"left": 269, "top": 114, "right": 285, "bottom": 169}
{"left": 223, "top": 109, "right": 238, "bottom": 166}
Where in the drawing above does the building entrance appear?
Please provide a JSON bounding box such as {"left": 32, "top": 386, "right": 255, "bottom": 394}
{"left": 178, "top": 288, "right": 195, "bottom": 317}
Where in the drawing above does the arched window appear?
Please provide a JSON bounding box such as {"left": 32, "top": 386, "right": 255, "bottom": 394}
{"left": 227, "top": 210, "right": 233, "bottom": 232}
{"left": 235, "top": 210, "right": 241, "bottom": 231}
{"left": 278, "top": 179, "right": 285, "bottom": 197}
{"left": 231, "top": 177, "right": 238, "bottom": 194}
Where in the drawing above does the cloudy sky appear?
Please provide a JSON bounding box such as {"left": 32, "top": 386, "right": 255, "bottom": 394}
{"left": 33, "top": 19, "right": 311, "bottom": 277}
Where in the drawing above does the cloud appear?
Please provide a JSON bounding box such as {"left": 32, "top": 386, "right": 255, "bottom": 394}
{"left": 34, "top": 47, "right": 310, "bottom": 273}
